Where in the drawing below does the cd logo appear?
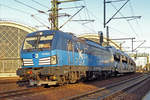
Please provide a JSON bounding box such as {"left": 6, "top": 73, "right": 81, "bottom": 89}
{"left": 32, "top": 53, "right": 38, "bottom": 58}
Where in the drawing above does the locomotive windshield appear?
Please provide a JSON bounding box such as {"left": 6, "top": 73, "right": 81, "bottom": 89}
{"left": 23, "top": 35, "right": 53, "bottom": 51}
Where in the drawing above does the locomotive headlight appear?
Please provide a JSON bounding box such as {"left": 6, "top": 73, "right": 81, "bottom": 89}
{"left": 50, "top": 55, "right": 57, "bottom": 65}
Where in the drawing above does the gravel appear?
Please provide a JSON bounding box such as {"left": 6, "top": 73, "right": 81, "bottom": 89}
{"left": 1, "top": 73, "right": 149, "bottom": 100}
{"left": 20, "top": 73, "right": 142, "bottom": 100}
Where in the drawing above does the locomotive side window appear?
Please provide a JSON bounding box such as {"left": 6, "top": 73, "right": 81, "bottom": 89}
{"left": 67, "top": 41, "right": 73, "bottom": 51}
{"left": 114, "top": 54, "right": 120, "bottom": 61}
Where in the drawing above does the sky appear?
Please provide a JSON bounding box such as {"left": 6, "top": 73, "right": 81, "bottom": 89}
{"left": 0, "top": 0, "right": 150, "bottom": 65}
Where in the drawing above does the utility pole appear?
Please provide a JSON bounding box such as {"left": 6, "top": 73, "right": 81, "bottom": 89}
{"left": 50, "top": 0, "right": 59, "bottom": 30}
{"left": 132, "top": 38, "right": 134, "bottom": 52}
{"left": 104, "top": 0, "right": 106, "bottom": 28}
{"left": 99, "top": 31, "right": 104, "bottom": 46}
{"left": 103, "top": 0, "right": 141, "bottom": 47}
{"left": 49, "top": 0, "right": 81, "bottom": 30}
{"left": 132, "top": 40, "right": 146, "bottom": 52}
{"left": 111, "top": 37, "right": 135, "bottom": 51}
{"left": 130, "top": 53, "right": 150, "bottom": 71}
{"left": 106, "top": 26, "right": 109, "bottom": 46}
{"left": 104, "top": 0, "right": 109, "bottom": 46}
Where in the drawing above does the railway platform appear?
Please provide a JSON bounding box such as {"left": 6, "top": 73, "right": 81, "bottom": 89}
{"left": 0, "top": 73, "right": 17, "bottom": 77}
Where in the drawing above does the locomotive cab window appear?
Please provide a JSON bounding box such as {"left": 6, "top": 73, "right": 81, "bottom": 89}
{"left": 23, "top": 35, "right": 53, "bottom": 51}
{"left": 23, "top": 37, "right": 37, "bottom": 50}
{"left": 38, "top": 35, "right": 53, "bottom": 49}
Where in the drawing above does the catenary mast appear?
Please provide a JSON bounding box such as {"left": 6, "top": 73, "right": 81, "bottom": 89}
{"left": 49, "top": 0, "right": 59, "bottom": 30}
{"left": 49, "top": 0, "right": 81, "bottom": 30}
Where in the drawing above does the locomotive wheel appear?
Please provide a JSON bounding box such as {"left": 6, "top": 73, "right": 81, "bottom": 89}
{"left": 69, "top": 72, "right": 78, "bottom": 84}
{"left": 59, "top": 76, "right": 66, "bottom": 85}
{"left": 102, "top": 72, "right": 108, "bottom": 80}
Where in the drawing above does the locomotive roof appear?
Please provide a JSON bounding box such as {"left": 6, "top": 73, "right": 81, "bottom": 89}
{"left": 106, "top": 46, "right": 132, "bottom": 59}
{"left": 26, "top": 30, "right": 114, "bottom": 51}
{"left": 27, "top": 30, "right": 103, "bottom": 45}
{"left": 26, "top": 30, "right": 63, "bottom": 37}
{"left": 26, "top": 30, "right": 78, "bottom": 40}
{"left": 85, "top": 39, "right": 107, "bottom": 50}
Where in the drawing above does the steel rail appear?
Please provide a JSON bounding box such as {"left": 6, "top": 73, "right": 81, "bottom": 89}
{"left": 111, "top": 75, "right": 150, "bottom": 100}
{"left": 103, "top": 74, "right": 149, "bottom": 100}
{"left": 0, "top": 87, "right": 46, "bottom": 99}
{"left": 63, "top": 74, "right": 148, "bottom": 100}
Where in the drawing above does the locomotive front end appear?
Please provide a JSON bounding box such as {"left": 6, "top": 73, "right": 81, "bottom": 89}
{"left": 16, "top": 31, "right": 58, "bottom": 86}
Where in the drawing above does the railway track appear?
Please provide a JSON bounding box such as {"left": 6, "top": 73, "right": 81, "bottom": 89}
{"left": 0, "top": 87, "right": 47, "bottom": 99}
{"left": 0, "top": 80, "right": 16, "bottom": 84}
{"left": 63, "top": 73, "right": 150, "bottom": 100}
{"left": 0, "top": 78, "right": 19, "bottom": 84}
{"left": 0, "top": 73, "right": 144, "bottom": 100}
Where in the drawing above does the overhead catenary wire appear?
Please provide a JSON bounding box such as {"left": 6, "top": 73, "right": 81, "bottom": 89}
{"left": 51, "top": 6, "right": 85, "bottom": 11}
{"left": 6, "top": 0, "right": 129, "bottom": 36}
{"left": 31, "top": 14, "right": 50, "bottom": 29}
{"left": 59, "top": 6, "right": 85, "bottom": 29}
{"left": 70, "top": 0, "right": 97, "bottom": 33}
{"left": 14, "top": 0, "right": 39, "bottom": 11}
{"left": 108, "top": 26, "right": 130, "bottom": 36}
{"left": 129, "top": 0, "right": 143, "bottom": 37}
{"left": 1, "top": 0, "right": 96, "bottom": 32}
{"left": 82, "top": 0, "right": 96, "bottom": 29}
{"left": 0, "top": 2, "right": 49, "bottom": 29}
{"left": 0, "top": 0, "right": 140, "bottom": 38}
{"left": 72, "top": 4, "right": 132, "bottom": 37}
{"left": 110, "top": 2, "right": 139, "bottom": 37}
{"left": 110, "top": 2, "right": 140, "bottom": 51}
{"left": 76, "top": 2, "right": 95, "bottom": 26}
{"left": 73, "top": 0, "right": 106, "bottom": 33}
{"left": 14, "top": 0, "right": 48, "bottom": 15}
{"left": 73, "top": 1, "right": 82, "bottom": 24}
{"left": 0, "top": 3, "right": 32, "bottom": 15}
{"left": 75, "top": 3, "right": 130, "bottom": 36}
{"left": 83, "top": 0, "right": 92, "bottom": 23}
{"left": 80, "top": 22, "right": 97, "bottom": 33}
{"left": 31, "top": 0, "right": 49, "bottom": 9}
{"left": 129, "top": 0, "right": 134, "bottom": 16}
{"left": 79, "top": 2, "right": 130, "bottom": 36}
{"left": 65, "top": 3, "right": 96, "bottom": 32}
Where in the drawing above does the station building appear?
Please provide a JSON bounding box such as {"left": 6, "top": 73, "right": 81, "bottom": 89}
{"left": 0, "top": 21, "right": 36, "bottom": 76}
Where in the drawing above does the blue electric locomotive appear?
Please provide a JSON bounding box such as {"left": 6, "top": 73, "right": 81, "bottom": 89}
{"left": 17, "top": 30, "right": 135, "bottom": 86}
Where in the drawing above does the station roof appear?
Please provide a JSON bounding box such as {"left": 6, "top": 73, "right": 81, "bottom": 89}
{"left": 0, "top": 20, "right": 37, "bottom": 33}
{"left": 78, "top": 33, "right": 121, "bottom": 49}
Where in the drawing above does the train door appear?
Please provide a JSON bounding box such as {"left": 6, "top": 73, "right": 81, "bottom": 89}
{"left": 67, "top": 40, "right": 74, "bottom": 65}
